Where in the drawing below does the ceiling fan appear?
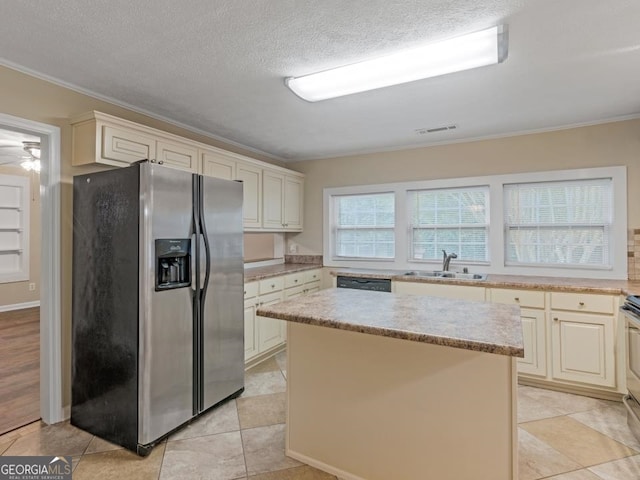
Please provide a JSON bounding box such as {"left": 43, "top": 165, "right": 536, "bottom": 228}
{"left": 0, "top": 141, "right": 41, "bottom": 171}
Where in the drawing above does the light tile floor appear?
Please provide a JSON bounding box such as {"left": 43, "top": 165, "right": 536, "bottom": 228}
{"left": 2, "top": 350, "right": 640, "bottom": 479}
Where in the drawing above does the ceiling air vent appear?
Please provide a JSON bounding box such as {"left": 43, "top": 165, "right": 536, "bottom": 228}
{"left": 415, "top": 125, "right": 457, "bottom": 135}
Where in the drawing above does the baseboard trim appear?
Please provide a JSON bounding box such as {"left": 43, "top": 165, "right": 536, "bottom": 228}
{"left": 0, "top": 301, "right": 40, "bottom": 313}
{"left": 519, "top": 377, "right": 624, "bottom": 402}
{"left": 286, "top": 449, "right": 365, "bottom": 480}
{"left": 245, "top": 344, "right": 286, "bottom": 371}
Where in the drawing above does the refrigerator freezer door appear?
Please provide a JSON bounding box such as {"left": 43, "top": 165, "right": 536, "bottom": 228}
{"left": 200, "top": 176, "right": 245, "bottom": 411}
{"left": 138, "top": 163, "right": 195, "bottom": 445}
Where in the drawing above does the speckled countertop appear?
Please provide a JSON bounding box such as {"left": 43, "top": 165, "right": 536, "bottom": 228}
{"left": 256, "top": 288, "right": 524, "bottom": 358}
{"left": 245, "top": 263, "right": 322, "bottom": 282}
{"left": 331, "top": 268, "right": 640, "bottom": 295}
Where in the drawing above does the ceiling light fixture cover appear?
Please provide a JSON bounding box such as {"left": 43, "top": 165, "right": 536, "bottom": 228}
{"left": 23, "top": 141, "right": 41, "bottom": 159}
{"left": 285, "top": 25, "right": 508, "bottom": 102}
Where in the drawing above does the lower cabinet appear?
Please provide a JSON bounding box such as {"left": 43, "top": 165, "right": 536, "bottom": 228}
{"left": 518, "top": 309, "right": 547, "bottom": 377}
{"left": 489, "top": 288, "right": 546, "bottom": 377}
{"left": 244, "top": 268, "right": 323, "bottom": 364}
{"left": 392, "top": 279, "right": 622, "bottom": 394}
{"left": 550, "top": 310, "right": 616, "bottom": 388}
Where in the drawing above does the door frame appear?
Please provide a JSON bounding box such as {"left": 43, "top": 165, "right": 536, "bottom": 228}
{"left": 0, "top": 113, "right": 62, "bottom": 424}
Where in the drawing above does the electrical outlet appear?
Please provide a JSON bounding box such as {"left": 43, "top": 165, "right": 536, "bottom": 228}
{"left": 29, "top": 283, "right": 36, "bottom": 291}
{"left": 289, "top": 244, "right": 298, "bottom": 254}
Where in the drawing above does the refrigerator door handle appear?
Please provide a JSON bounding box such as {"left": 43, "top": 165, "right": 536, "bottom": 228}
{"left": 198, "top": 179, "right": 212, "bottom": 312}
{"left": 190, "top": 234, "right": 197, "bottom": 293}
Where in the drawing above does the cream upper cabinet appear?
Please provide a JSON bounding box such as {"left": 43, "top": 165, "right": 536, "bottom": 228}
{"left": 71, "top": 111, "right": 196, "bottom": 172}
{"left": 201, "top": 149, "right": 236, "bottom": 180}
{"left": 262, "top": 170, "right": 304, "bottom": 231}
{"left": 284, "top": 175, "right": 303, "bottom": 230}
{"left": 263, "top": 170, "right": 285, "bottom": 230}
{"left": 238, "top": 163, "right": 263, "bottom": 229}
{"left": 101, "top": 125, "right": 156, "bottom": 165}
{"left": 157, "top": 139, "right": 198, "bottom": 172}
{"left": 72, "top": 111, "right": 305, "bottom": 231}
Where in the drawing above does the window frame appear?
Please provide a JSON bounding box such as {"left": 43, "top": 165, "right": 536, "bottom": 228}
{"left": 503, "top": 178, "right": 613, "bottom": 269}
{"left": 323, "top": 166, "right": 627, "bottom": 279}
{"left": 407, "top": 185, "right": 490, "bottom": 265}
{"left": 332, "top": 191, "right": 396, "bottom": 261}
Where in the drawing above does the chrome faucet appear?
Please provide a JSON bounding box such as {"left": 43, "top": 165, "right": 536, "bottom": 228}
{"left": 442, "top": 250, "right": 458, "bottom": 272}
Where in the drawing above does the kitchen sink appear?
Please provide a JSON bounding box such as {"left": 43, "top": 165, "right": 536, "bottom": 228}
{"left": 403, "top": 271, "right": 487, "bottom": 281}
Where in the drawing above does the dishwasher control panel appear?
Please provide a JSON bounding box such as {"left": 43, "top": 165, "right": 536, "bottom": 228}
{"left": 336, "top": 276, "right": 391, "bottom": 292}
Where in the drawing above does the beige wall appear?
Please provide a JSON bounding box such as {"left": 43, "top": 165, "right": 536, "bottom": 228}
{"left": 288, "top": 119, "right": 640, "bottom": 255}
{"left": 0, "top": 65, "right": 284, "bottom": 408}
{"left": 0, "top": 166, "right": 40, "bottom": 306}
{"left": 244, "top": 233, "right": 276, "bottom": 262}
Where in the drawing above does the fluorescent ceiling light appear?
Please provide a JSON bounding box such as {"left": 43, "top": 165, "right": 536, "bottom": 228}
{"left": 285, "top": 25, "right": 508, "bottom": 102}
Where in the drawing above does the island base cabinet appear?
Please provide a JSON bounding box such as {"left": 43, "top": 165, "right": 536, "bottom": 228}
{"left": 551, "top": 311, "right": 615, "bottom": 388}
{"left": 286, "top": 322, "right": 517, "bottom": 480}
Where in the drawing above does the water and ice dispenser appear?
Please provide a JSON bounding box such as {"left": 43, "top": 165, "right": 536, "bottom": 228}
{"left": 155, "top": 239, "right": 191, "bottom": 291}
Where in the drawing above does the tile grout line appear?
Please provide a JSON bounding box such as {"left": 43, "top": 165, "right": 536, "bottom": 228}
{"left": 236, "top": 398, "right": 250, "bottom": 479}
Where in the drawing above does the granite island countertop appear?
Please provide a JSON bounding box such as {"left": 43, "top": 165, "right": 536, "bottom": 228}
{"left": 330, "top": 268, "right": 640, "bottom": 295}
{"left": 256, "top": 288, "right": 524, "bottom": 358}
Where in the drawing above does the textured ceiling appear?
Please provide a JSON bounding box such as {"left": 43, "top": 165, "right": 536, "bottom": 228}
{"left": 0, "top": 1, "right": 639, "bottom": 161}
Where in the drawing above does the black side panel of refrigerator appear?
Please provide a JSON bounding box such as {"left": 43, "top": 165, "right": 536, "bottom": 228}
{"left": 71, "top": 165, "right": 140, "bottom": 452}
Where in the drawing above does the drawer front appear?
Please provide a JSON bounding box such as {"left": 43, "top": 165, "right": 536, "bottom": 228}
{"left": 491, "top": 288, "right": 545, "bottom": 309}
{"left": 551, "top": 292, "right": 614, "bottom": 314}
{"left": 303, "top": 269, "right": 321, "bottom": 284}
{"left": 244, "top": 282, "right": 259, "bottom": 299}
{"left": 284, "top": 284, "right": 305, "bottom": 299}
{"left": 102, "top": 125, "right": 156, "bottom": 164}
{"left": 284, "top": 272, "right": 305, "bottom": 288}
{"left": 305, "top": 281, "right": 321, "bottom": 294}
{"left": 259, "top": 276, "right": 284, "bottom": 295}
{"left": 257, "top": 291, "right": 283, "bottom": 306}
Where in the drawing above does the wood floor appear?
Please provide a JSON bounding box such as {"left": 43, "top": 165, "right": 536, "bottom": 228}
{"left": 0, "top": 307, "right": 39, "bottom": 435}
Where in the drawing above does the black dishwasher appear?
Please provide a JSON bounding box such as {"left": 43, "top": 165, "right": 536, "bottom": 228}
{"left": 336, "top": 276, "right": 391, "bottom": 292}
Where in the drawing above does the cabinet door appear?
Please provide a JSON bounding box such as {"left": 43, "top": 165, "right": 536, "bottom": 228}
{"left": 201, "top": 150, "right": 236, "bottom": 180}
{"left": 263, "top": 170, "right": 285, "bottom": 229}
{"left": 551, "top": 311, "right": 615, "bottom": 387}
{"left": 157, "top": 139, "right": 198, "bottom": 172}
{"left": 257, "top": 292, "right": 285, "bottom": 352}
{"left": 394, "top": 281, "right": 485, "bottom": 301}
{"left": 244, "top": 299, "right": 258, "bottom": 361}
{"left": 283, "top": 175, "right": 303, "bottom": 231}
{"left": 518, "top": 308, "right": 546, "bottom": 377}
{"left": 102, "top": 125, "right": 156, "bottom": 165}
{"left": 237, "top": 163, "right": 262, "bottom": 228}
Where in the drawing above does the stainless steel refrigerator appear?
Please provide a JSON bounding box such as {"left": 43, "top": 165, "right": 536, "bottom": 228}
{"left": 71, "top": 161, "right": 244, "bottom": 456}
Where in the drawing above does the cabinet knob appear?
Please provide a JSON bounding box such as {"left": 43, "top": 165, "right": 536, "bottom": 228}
{"left": 514, "top": 297, "right": 520, "bottom": 302}
{"left": 294, "top": 279, "right": 298, "bottom": 283}
{"left": 579, "top": 302, "right": 585, "bottom": 307}
{"left": 553, "top": 317, "right": 559, "bottom": 321}
{"left": 244, "top": 290, "right": 247, "bottom": 295}
{"left": 271, "top": 284, "right": 275, "bottom": 288}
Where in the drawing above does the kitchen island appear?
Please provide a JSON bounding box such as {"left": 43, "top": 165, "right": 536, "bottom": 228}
{"left": 257, "top": 288, "right": 523, "bottom": 480}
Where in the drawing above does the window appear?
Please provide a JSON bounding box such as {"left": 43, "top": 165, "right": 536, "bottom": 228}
{"left": 0, "top": 174, "right": 30, "bottom": 283}
{"left": 333, "top": 192, "right": 395, "bottom": 260}
{"left": 408, "top": 186, "right": 489, "bottom": 262}
{"left": 504, "top": 179, "right": 612, "bottom": 267}
{"left": 324, "top": 166, "right": 626, "bottom": 279}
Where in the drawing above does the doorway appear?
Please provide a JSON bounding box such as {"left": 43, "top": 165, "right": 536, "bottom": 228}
{"left": 0, "top": 113, "right": 62, "bottom": 429}
{"left": 0, "top": 128, "right": 42, "bottom": 434}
